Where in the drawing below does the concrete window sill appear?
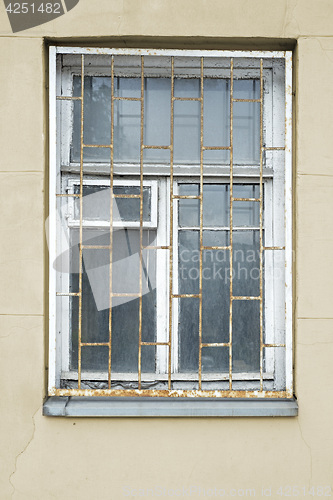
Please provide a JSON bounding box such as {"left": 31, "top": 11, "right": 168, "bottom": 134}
{"left": 43, "top": 397, "right": 298, "bottom": 417}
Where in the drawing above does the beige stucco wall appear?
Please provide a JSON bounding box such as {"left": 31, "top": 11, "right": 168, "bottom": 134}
{"left": 0, "top": 1, "right": 332, "bottom": 498}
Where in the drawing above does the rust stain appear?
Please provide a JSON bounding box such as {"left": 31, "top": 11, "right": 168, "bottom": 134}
{"left": 53, "top": 388, "right": 293, "bottom": 399}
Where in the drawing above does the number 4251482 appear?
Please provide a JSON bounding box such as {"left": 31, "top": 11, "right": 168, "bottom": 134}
{"left": 6, "top": 3, "right": 61, "bottom": 14}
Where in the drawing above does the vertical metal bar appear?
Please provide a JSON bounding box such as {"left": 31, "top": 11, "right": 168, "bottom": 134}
{"left": 108, "top": 56, "right": 115, "bottom": 389}
{"left": 198, "top": 57, "right": 204, "bottom": 389}
{"left": 138, "top": 56, "right": 144, "bottom": 389}
{"left": 259, "top": 59, "right": 264, "bottom": 391}
{"left": 168, "top": 58, "right": 175, "bottom": 390}
{"left": 228, "top": 59, "right": 234, "bottom": 391}
{"left": 78, "top": 55, "right": 84, "bottom": 389}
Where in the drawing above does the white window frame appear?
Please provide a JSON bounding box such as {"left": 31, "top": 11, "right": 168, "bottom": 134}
{"left": 48, "top": 47, "right": 293, "bottom": 400}
{"left": 66, "top": 178, "right": 158, "bottom": 229}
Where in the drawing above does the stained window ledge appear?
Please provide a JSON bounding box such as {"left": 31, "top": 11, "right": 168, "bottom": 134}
{"left": 43, "top": 396, "right": 298, "bottom": 417}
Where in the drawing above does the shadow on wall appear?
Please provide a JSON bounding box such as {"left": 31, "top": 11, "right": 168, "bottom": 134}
{"left": 3, "top": 0, "right": 80, "bottom": 33}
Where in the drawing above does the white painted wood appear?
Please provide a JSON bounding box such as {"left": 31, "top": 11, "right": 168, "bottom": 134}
{"left": 284, "top": 52, "right": 293, "bottom": 395}
{"left": 48, "top": 46, "right": 58, "bottom": 393}
{"left": 156, "top": 178, "right": 169, "bottom": 374}
{"left": 56, "top": 46, "right": 286, "bottom": 59}
{"left": 264, "top": 179, "right": 275, "bottom": 375}
{"left": 172, "top": 181, "right": 179, "bottom": 373}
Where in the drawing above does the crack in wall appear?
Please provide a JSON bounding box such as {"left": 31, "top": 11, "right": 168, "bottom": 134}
{"left": 0, "top": 324, "right": 41, "bottom": 340}
{"left": 297, "top": 418, "right": 313, "bottom": 486}
{"left": 315, "top": 38, "right": 333, "bottom": 63}
{"left": 9, "top": 405, "right": 40, "bottom": 499}
{"left": 282, "top": 0, "right": 300, "bottom": 37}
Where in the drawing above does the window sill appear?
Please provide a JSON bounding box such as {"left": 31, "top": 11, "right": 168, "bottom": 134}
{"left": 43, "top": 396, "right": 298, "bottom": 417}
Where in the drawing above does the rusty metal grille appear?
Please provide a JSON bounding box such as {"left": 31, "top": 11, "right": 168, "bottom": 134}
{"left": 49, "top": 48, "right": 293, "bottom": 399}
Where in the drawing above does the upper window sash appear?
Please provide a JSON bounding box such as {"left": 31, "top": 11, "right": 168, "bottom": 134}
{"left": 57, "top": 57, "right": 282, "bottom": 171}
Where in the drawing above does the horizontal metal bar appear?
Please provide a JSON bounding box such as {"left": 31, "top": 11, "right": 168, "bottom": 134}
{"left": 113, "top": 194, "right": 141, "bottom": 199}
{"left": 81, "top": 343, "right": 110, "bottom": 347}
{"left": 263, "top": 246, "right": 285, "bottom": 250}
{"left": 141, "top": 342, "right": 170, "bottom": 346}
{"left": 56, "top": 193, "right": 81, "bottom": 198}
{"left": 232, "top": 296, "right": 261, "bottom": 301}
{"left": 83, "top": 144, "right": 111, "bottom": 148}
{"left": 202, "top": 146, "right": 231, "bottom": 151}
{"left": 173, "top": 195, "right": 201, "bottom": 200}
{"left": 232, "top": 197, "right": 260, "bottom": 202}
{"left": 56, "top": 96, "right": 81, "bottom": 101}
{"left": 142, "top": 145, "right": 171, "bottom": 150}
{"left": 56, "top": 292, "right": 80, "bottom": 297}
{"left": 113, "top": 96, "right": 141, "bottom": 101}
{"left": 263, "top": 147, "right": 285, "bottom": 151}
{"left": 173, "top": 97, "right": 202, "bottom": 102}
{"left": 201, "top": 343, "right": 230, "bottom": 347}
{"left": 233, "top": 98, "right": 261, "bottom": 103}
{"left": 172, "top": 294, "right": 200, "bottom": 299}
{"left": 263, "top": 344, "right": 286, "bottom": 348}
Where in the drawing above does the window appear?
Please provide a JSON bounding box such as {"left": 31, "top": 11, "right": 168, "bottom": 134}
{"left": 48, "top": 47, "right": 293, "bottom": 403}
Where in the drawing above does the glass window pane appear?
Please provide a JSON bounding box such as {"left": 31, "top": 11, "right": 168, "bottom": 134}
{"left": 113, "top": 186, "right": 151, "bottom": 222}
{"left": 178, "top": 199, "right": 200, "bottom": 228}
{"left": 203, "top": 230, "right": 229, "bottom": 247}
{"left": 202, "top": 248, "right": 230, "bottom": 345}
{"left": 71, "top": 76, "right": 262, "bottom": 166}
{"left": 233, "top": 101, "right": 260, "bottom": 165}
{"left": 174, "top": 78, "right": 200, "bottom": 98}
{"left": 232, "top": 230, "right": 260, "bottom": 297}
{"left": 179, "top": 184, "right": 261, "bottom": 229}
{"left": 202, "top": 347, "right": 229, "bottom": 374}
{"left": 233, "top": 201, "right": 260, "bottom": 227}
{"left": 178, "top": 298, "right": 199, "bottom": 372}
{"left": 178, "top": 230, "right": 199, "bottom": 295}
{"left": 81, "top": 346, "right": 109, "bottom": 372}
{"left": 233, "top": 79, "right": 260, "bottom": 100}
{"left": 179, "top": 184, "right": 199, "bottom": 196}
{"left": 174, "top": 100, "right": 201, "bottom": 164}
{"left": 233, "top": 185, "right": 260, "bottom": 228}
{"left": 114, "top": 99, "right": 141, "bottom": 163}
{"left": 203, "top": 184, "right": 229, "bottom": 227}
{"left": 72, "top": 76, "right": 111, "bottom": 162}
{"left": 232, "top": 300, "right": 260, "bottom": 373}
{"left": 203, "top": 78, "right": 229, "bottom": 149}
{"left": 115, "top": 77, "right": 141, "bottom": 98}
{"left": 111, "top": 296, "right": 156, "bottom": 373}
{"left": 144, "top": 77, "right": 171, "bottom": 150}
{"left": 70, "top": 229, "right": 156, "bottom": 374}
{"left": 233, "top": 184, "right": 260, "bottom": 199}
{"left": 74, "top": 185, "right": 151, "bottom": 222}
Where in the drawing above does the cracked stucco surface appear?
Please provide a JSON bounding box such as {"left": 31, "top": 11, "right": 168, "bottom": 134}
{"left": 0, "top": 2, "right": 332, "bottom": 499}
